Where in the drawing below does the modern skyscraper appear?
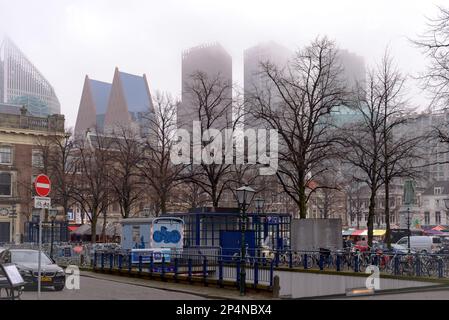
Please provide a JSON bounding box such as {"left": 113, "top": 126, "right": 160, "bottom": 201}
{"left": 0, "top": 37, "right": 60, "bottom": 117}
{"left": 337, "top": 49, "right": 366, "bottom": 91}
{"left": 244, "top": 41, "right": 293, "bottom": 129}
{"left": 179, "top": 43, "right": 233, "bottom": 131}
{"left": 74, "top": 76, "right": 112, "bottom": 135}
{"left": 75, "top": 68, "right": 155, "bottom": 137}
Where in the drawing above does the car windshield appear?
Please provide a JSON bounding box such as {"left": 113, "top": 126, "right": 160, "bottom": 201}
{"left": 11, "top": 251, "right": 53, "bottom": 265}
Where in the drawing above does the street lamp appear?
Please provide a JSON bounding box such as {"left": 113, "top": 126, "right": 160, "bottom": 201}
{"left": 403, "top": 180, "right": 415, "bottom": 254}
{"left": 9, "top": 204, "right": 17, "bottom": 244}
{"left": 254, "top": 197, "right": 265, "bottom": 257}
{"left": 235, "top": 185, "right": 256, "bottom": 296}
{"left": 49, "top": 209, "right": 58, "bottom": 260}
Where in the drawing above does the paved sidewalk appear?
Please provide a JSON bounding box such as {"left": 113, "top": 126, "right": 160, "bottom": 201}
{"left": 81, "top": 271, "right": 275, "bottom": 300}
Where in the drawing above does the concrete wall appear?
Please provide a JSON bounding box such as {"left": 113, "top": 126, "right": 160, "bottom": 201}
{"left": 275, "top": 270, "right": 437, "bottom": 298}
{"left": 291, "top": 219, "right": 342, "bottom": 251}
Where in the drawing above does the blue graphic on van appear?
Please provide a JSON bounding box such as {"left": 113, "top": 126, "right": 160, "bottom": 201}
{"left": 153, "top": 226, "right": 181, "bottom": 244}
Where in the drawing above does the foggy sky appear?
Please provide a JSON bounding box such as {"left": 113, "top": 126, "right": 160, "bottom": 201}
{"left": 0, "top": 0, "right": 446, "bottom": 128}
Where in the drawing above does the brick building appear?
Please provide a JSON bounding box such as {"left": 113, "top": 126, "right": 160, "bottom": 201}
{"left": 0, "top": 105, "right": 65, "bottom": 243}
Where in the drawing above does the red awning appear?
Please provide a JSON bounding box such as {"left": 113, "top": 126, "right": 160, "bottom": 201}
{"left": 351, "top": 229, "right": 366, "bottom": 236}
{"left": 68, "top": 226, "right": 79, "bottom": 232}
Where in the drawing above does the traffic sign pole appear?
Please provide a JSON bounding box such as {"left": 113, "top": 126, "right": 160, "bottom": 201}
{"left": 34, "top": 174, "right": 51, "bottom": 300}
{"left": 38, "top": 208, "right": 42, "bottom": 300}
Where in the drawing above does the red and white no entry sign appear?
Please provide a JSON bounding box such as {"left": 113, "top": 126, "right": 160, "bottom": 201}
{"left": 34, "top": 174, "right": 51, "bottom": 197}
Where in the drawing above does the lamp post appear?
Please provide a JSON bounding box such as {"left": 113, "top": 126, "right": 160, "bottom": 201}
{"left": 49, "top": 209, "right": 58, "bottom": 260}
{"left": 254, "top": 197, "right": 265, "bottom": 257}
{"left": 10, "top": 204, "right": 17, "bottom": 244}
{"left": 235, "top": 185, "right": 256, "bottom": 296}
{"left": 403, "top": 180, "right": 415, "bottom": 254}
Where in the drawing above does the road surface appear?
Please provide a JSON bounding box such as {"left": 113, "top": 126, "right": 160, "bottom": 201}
{"left": 20, "top": 274, "right": 207, "bottom": 300}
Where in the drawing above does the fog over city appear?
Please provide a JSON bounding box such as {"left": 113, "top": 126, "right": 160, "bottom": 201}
{"left": 0, "top": 0, "right": 446, "bottom": 128}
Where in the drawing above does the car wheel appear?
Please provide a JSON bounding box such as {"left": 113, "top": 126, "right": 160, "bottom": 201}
{"left": 54, "top": 285, "right": 64, "bottom": 291}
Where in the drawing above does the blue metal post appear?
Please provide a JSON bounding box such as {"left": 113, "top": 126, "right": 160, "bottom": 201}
{"left": 161, "top": 256, "right": 166, "bottom": 279}
{"left": 319, "top": 254, "right": 324, "bottom": 271}
{"left": 303, "top": 254, "right": 308, "bottom": 270}
{"left": 138, "top": 255, "right": 142, "bottom": 274}
{"left": 218, "top": 259, "right": 224, "bottom": 288}
{"left": 195, "top": 215, "right": 201, "bottom": 246}
{"left": 174, "top": 258, "right": 179, "bottom": 282}
{"left": 254, "top": 260, "right": 259, "bottom": 288}
{"left": 93, "top": 252, "right": 97, "bottom": 269}
{"left": 269, "top": 260, "right": 274, "bottom": 288}
{"left": 354, "top": 255, "right": 359, "bottom": 273}
{"left": 101, "top": 253, "right": 104, "bottom": 271}
{"left": 150, "top": 254, "right": 154, "bottom": 276}
{"left": 336, "top": 254, "right": 341, "bottom": 272}
{"left": 415, "top": 255, "right": 421, "bottom": 277}
{"left": 289, "top": 251, "right": 293, "bottom": 268}
{"left": 118, "top": 254, "right": 122, "bottom": 271}
{"left": 188, "top": 258, "right": 193, "bottom": 283}
{"left": 394, "top": 255, "right": 400, "bottom": 275}
{"left": 236, "top": 260, "right": 241, "bottom": 287}
{"left": 109, "top": 253, "right": 113, "bottom": 271}
{"left": 438, "top": 259, "right": 444, "bottom": 278}
{"left": 128, "top": 254, "right": 132, "bottom": 273}
{"left": 275, "top": 251, "right": 279, "bottom": 267}
{"left": 203, "top": 257, "right": 208, "bottom": 286}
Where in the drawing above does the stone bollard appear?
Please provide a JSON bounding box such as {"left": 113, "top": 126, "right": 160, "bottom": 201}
{"left": 272, "top": 275, "right": 280, "bottom": 298}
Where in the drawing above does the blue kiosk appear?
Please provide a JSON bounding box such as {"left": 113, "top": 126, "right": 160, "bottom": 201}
{"left": 166, "top": 208, "right": 291, "bottom": 257}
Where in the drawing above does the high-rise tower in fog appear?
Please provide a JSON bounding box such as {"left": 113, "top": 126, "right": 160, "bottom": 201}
{"left": 179, "top": 43, "right": 233, "bottom": 132}
{"left": 244, "top": 41, "right": 293, "bottom": 129}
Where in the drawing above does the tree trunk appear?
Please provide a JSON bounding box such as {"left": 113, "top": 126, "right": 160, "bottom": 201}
{"left": 160, "top": 192, "right": 167, "bottom": 215}
{"left": 384, "top": 179, "right": 392, "bottom": 248}
{"left": 298, "top": 183, "right": 307, "bottom": 219}
{"left": 367, "top": 188, "right": 376, "bottom": 247}
{"left": 102, "top": 211, "right": 107, "bottom": 242}
{"left": 91, "top": 218, "right": 97, "bottom": 244}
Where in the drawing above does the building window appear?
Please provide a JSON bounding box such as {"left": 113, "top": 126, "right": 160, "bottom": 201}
{"left": 32, "top": 150, "right": 44, "bottom": 168}
{"left": 436, "top": 211, "right": 441, "bottom": 225}
{"left": 435, "top": 187, "right": 442, "bottom": 195}
{"left": 0, "top": 146, "right": 12, "bottom": 164}
{"left": 425, "top": 212, "right": 430, "bottom": 225}
{"left": 0, "top": 172, "right": 12, "bottom": 196}
{"left": 436, "top": 199, "right": 440, "bottom": 208}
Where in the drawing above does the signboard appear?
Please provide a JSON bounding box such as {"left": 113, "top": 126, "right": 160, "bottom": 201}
{"left": 34, "top": 174, "right": 51, "bottom": 197}
{"left": 34, "top": 197, "right": 51, "bottom": 209}
{"left": 151, "top": 219, "right": 183, "bottom": 249}
{"left": 131, "top": 249, "right": 171, "bottom": 264}
{"left": 1, "top": 264, "right": 26, "bottom": 287}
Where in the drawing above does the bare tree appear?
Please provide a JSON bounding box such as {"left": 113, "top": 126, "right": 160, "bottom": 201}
{"left": 339, "top": 55, "right": 422, "bottom": 246}
{"left": 140, "top": 93, "right": 186, "bottom": 215}
{"left": 377, "top": 51, "right": 424, "bottom": 247}
{"left": 47, "top": 130, "right": 78, "bottom": 222}
{"left": 182, "top": 72, "right": 240, "bottom": 210}
{"left": 338, "top": 70, "right": 386, "bottom": 246}
{"left": 248, "top": 36, "right": 348, "bottom": 219}
{"left": 413, "top": 6, "right": 449, "bottom": 108}
{"left": 71, "top": 132, "right": 113, "bottom": 243}
{"left": 108, "top": 126, "right": 146, "bottom": 219}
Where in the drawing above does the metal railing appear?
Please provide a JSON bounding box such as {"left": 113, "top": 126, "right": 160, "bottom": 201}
{"left": 91, "top": 250, "right": 275, "bottom": 289}
{"left": 269, "top": 249, "right": 449, "bottom": 278}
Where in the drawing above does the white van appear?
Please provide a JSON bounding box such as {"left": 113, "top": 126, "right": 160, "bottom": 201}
{"left": 396, "top": 236, "right": 442, "bottom": 253}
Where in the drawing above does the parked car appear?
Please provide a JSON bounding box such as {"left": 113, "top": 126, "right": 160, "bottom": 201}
{"left": 395, "top": 236, "right": 441, "bottom": 253}
{"left": 0, "top": 249, "right": 66, "bottom": 291}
